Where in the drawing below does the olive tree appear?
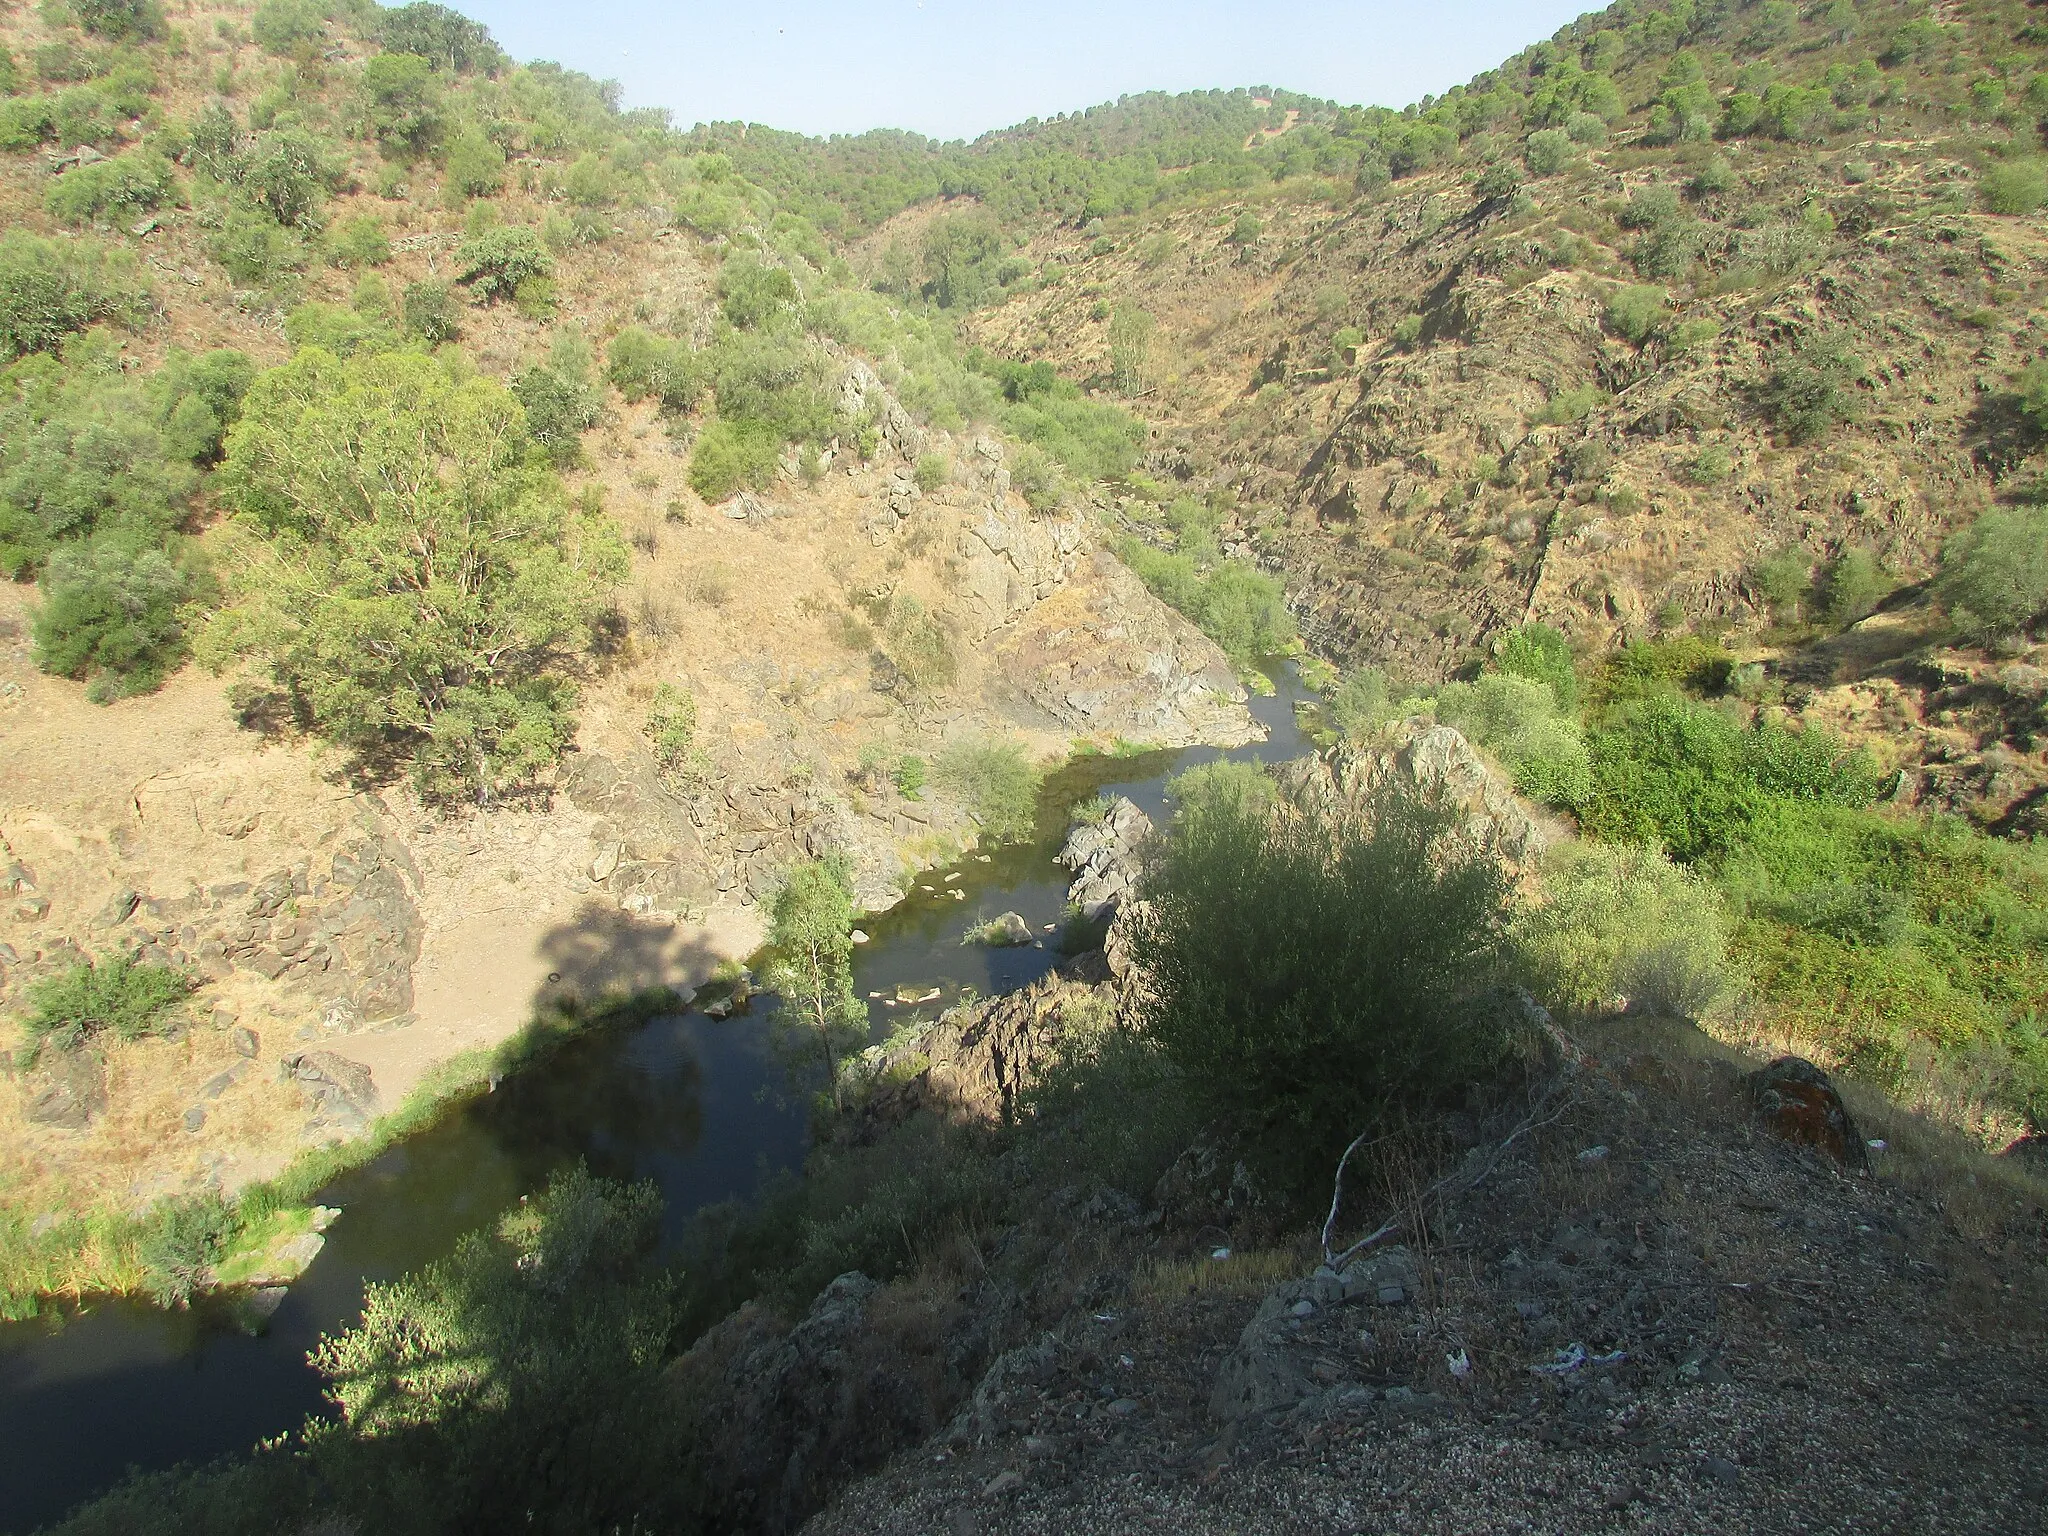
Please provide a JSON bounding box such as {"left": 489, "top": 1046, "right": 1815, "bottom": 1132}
{"left": 761, "top": 856, "right": 868, "bottom": 1112}
{"left": 210, "top": 348, "right": 626, "bottom": 802}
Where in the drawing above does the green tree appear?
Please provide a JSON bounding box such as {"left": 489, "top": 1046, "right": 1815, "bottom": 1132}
{"left": 715, "top": 255, "right": 799, "bottom": 329}
{"left": 1757, "top": 339, "right": 1859, "bottom": 444}
{"left": 1603, "top": 284, "right": 1668, "bottom": 344}
{"left": 379, "top": 2, "right": 506, "bottom": 74}
{"left": 243, "top": 130, "right": 335, "bottom": 227}
{"left": 1524, "top": 127, "right": 1576, "bottom": 175}
{"left": 442, "top": 125, "right": 506, "bottom": 199}
{"left": 402, "top": 277, "right": 460, "bottom": 342}
{"left": 211, "top": 349, "right": 626, "bottom": 802}
{"left": 251, "top": 0, "right": 325, "bottom": 57}
{"left": 761, "top": 857, "right": 868, "bottom": 1112}
{"left": 1493, "top": 622, "right": 1578, "bottom": 711}
{"left": 0, "top": 230, "right": 145, "bottom": 358}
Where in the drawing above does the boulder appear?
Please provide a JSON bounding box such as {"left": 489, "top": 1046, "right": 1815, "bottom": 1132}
{"left": 1748, "top": 1055, "right": 1866, "bottom": 1168}
{"left": 1056, "top": 797, "right": 1153, "bottom": 924}
{"left": 967, "top": 911, "right": 1034, "bottom": 948}
{"left": 282, "top": 1050, "right": 379, "bottom": 1132}
{"left": 23, "top": 1050, "right": 107, "bottom": 1131}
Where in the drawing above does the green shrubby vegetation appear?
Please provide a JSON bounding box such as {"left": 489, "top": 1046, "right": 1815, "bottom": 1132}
{"left": 18, "top": 952, "right": 190, "bottom": 1062}
{"left": 935, "top": 737, "right": 1041, "bottom": 843}
{"left": 1130, "top": 777, "right": 1515, "bottom": 1172}
{"left": 1937, "top": 507, "right": 2048, "bottom": 642}
{"left": 762, "top": 856, "right": 868, "bottom": 1111}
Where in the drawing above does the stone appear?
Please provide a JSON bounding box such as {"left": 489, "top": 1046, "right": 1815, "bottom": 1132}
{"left": 591, "top": 842, "right": 624, "bottom": 882}
{"left": 970, "top": 911, "right": 1034, "bottom": 947}
{"left": 1748, "top": 1056, "right": 1866, "bottom": 1167}
{"left": 982, "top": 1470, "right": 1023, "bottom": 1498}
{"left": 23, "top": 1051, "right": 107, "bottom": 1130}
{"left": 231, "top": 1026, "right": 260, "bottom": 1058}
{"left": 283, "top": 1050, "right": 379, "bottom": 1128}
{"left": 1107, "top": 1397, "right": 1140, "bottom": 1416}
{"left": 184, "top": 1106, "right": 206, "bottom": 1133}
{"left": 1337, "top": 1245, "right": 1421, "bottom": 1305}
{"left": 239, "top": 1231, "right": 326, "bottom": 1287}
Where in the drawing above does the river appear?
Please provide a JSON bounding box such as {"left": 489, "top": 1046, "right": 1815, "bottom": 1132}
{"left": 0, "top": 664, "right": 1316, "bottom": 1533}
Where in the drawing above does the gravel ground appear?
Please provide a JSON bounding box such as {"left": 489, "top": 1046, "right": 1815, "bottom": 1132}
{"left": 807, "top": 1029, "right": 2048, "bottom": 1536}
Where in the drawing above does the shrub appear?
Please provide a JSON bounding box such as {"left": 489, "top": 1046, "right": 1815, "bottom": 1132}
{"left": 1757, "top": 340, "right": 1859, "bottom": 444}
{"left": 1118, "top": 542, "right": 1294, "bottom": 668}
{"left": 43, "top": 151, "right": 174, "bottom": 227}
{"left": 0, "top": 231, "right": 145, "bottom": 358}
{"left": 1514, "top": 841, "right": 1736, "bottom": 1020}
{"left": 402, "top": 277, "right": 460, "bottom": 342}
{"left": 1751, "top": 546, "right": 1811, "bottom": 621}
{"left": 284, "top": 300, "right": 396, "bottom": 357}
{"left": 1603, "top": 284, "right": 1667, "bottom": 344}
{"left": 883, "top": 594, "right": 956, "bottom": 691}
{"left": 209, "top": 207, "right": 303, "bottom": 287}
{"left": 891, "top": 755, "right": 925, "bottom": 796}
{"left": 457, "top": 225, "right": 552, "bottom": 303}
{"left": 73, "top": 0, "right": 163, "bottom": 41}
{"left": 1530, "top": 383, "right": 1605, "bottom": 425}
{"left": 362, "top": 51, "right": 443, "bottom": 159}
{"left": 251, "top": 0, "right": 325, "bottom": 56}
{"left": 1982, "top": 160, "right": 2048, "bottom": 217}
{"left": 1494, "top": 622, "right": 1578, "bottom": 711}
{"left": 21, "top": 952, "right": 191, "bottom": 1056}
{"left": 717, "top": 256, "right": 799, "bottom": 330}
{"left": 1128, "top": 785, "right": 1515, "bottom": 1171}
{"left": 1524, "top": 128, "right": 1576, "bottom": 176}
{"left": 32, "top": 533, "right": 192, "bottom": 699}
{"left": 1936, "top": 508, "right": 2048, "bottom": 641}
{"left": 1817, "top": 546, "right": 1883, "bottom": 629}
{"left": 512, "top": 357, "right": 601, "bottom": 468}
{"left": 1435, "top": 672, "right": 1593, "bottom": 811}
{"left": 1328, "top": 666, "right": 1416, "bottom": 740}
{"left": 213, "top": 348, "right": 627, "bottom": 803}
{"left": 329, "top": 215, "right": 391, "bottom": 269}
{"left": 1581, "top": 694, "right": 1875, "bottom": 863}
{"left": 687, "top": 417, "right": 779, "bottom": 502}
{"left": 644, "top": 683, "right": 697, "bottom": 775}
{"left": 936, "top": 738, "right": 1040, "bottom": 843}
{"left": 138, "top": 1193, "right": 234, "bottom": 1307}
{"left": 761, "top": 858, "right": 866, "bottom": 1110}
{"left": 605, "top": 326, "right": 700, "bottom": 413}
{"left": 1228, "top": 210, "right": 1262, "bottom": 245}
{"left": 913, "top": 452, "right": 948, "bottom": 494}
{"left": 442, "top": 125, "right": 506, "bottom": 199}
{"left": 1164, "top": 760, "right": 1276, "bottom": 830}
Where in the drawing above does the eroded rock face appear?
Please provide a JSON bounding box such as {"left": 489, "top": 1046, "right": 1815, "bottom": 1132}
{"left": 1057, "top": 797, "right": 1153, "bottom": 924}
{"left": 1276, "top": 718, "right": 1553, "bottom": 870}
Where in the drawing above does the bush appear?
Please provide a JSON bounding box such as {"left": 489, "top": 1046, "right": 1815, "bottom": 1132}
{"left": 32, "top": 532, "right": 192, "bottom": 699}
{"left": 1603, "top": 284, "right": 1667, "bottom": 344}
{"left": 1817, "top": 546, "right": 1883, "bottom": 629}
{"left": 251, "top": 0, "right": 325, "bottom": 57}
{"left": 512, "top": 354, "right": 602, "bottom": 468}
{"left": 1128, "top": 785, "right": 1515, "bottom": 1171}
{"left": 1435, "top": 673, "right": 1592, "bottom": 811}
{"left": 687, "top": 417, "right": 779, "bottom": 502}
{"left": 1514, "top": 841, "right": 1736, "bottom": 1020}
{"left": 1581, "top": 693, "right": 1875, "bottom": 863}
{"left": 1751, "top": 546, "right": 1811, "bottom": 621}
{"left": 892, "top": 755, "right": 925, "bottom": 796}
{"left": 442, "top": 125, "right": 506, "bottom": 199}
{"left": 329, "top": 215, "right": 391, "bottom": 269}
{"left": 21, "top": 952, "right": 191, "bottom": 1056}
{"left": 717, "top": 256, "right": 799, "bottom": 330}
{"left": 1757, "top": 340, "right": 1859, "bottom": 444}
{"left": 284, "top": 300, "right": 396, "bottom": 357}
{"left": 73, "top": 0, "right": 163, "bottom": 41}
{"left": 43, "top": 150, "right": 174, "bottom": 227}
{"left": 1493, "top": 622, "right": 1578, "bottom": 711}
{"left": 1936, "top": 508, "right": 2048, "bottom": 642}
{"left": 605, "top": 326, "right": 700, "bottom": 413}
{"left": 0, "top": 231, "right": 145, "bottom": 358}
{"left": 936, "top": 738, "right": 1040, "bottom": 843}
{"left": 362, "top": 51, "right": 442, "bottom": 160}
{"left": 913, "top": 452, "right": 948, "bottom": 494}
{"left": 380, "top": 1, "right": 505, "bottom": 74}
{"left": 1327, "top": 666, "right": 1413, "bottom": 740}
{"left": 402, "top": 277, "right": 460, "bottom": 342}
{"left": 1118, "top": 541, "right": 1294, "bottom": 668}
{"left": 643, "top": 682, "right": 697, "bottom": 775}
{"left": 208, "top": 207, "right": 303, "bottom": 287}
{"left": 213, "top": 348, "right": 627, "bottom": 803}
{"left": 1982, "top": 160, "right": 2048, "bottom": 217}
{"left": 458, "top": 225, "right": 552, "bottom": 303}
{"left": 1524, "top": 128, "right": 1576, "bottom": 176}
{"left": 137, "top": 1193, "right": 234, "bottom": 1307}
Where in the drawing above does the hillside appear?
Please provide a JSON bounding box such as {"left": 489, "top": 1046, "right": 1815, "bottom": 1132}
{"left": 2, "top": 0, "right": 2048, "bottom": 1531}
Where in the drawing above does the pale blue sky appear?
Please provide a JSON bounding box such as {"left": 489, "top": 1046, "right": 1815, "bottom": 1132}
{"left": 455, "top": 1, "right": 1594, "bottom": 141}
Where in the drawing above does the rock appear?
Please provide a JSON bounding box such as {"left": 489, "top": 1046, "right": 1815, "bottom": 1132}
{"left": 231, "top": 1025, "right": 260, "bottom": 1058}
{"left": 92, "top": 888, "right": 140, "bottom": 929}
{"left": 1748, "top": 1056, "right": 1866, "bottom": 1168}
{"left": 981, "top": 1470, "right": 1023, "bottom": 1498}
{"left": 283, "top": 1050, "right": 379, "bottom": 1131}
{"left": 1151, "top": 1133, "right": 1264, "bottom": 1230}
{"left": 1337, "top": 1246, "right": 1420, "bottom": 1305}
{"left": 952, "top": 1333, "right": 1061, "bottom": 1442}
{"left": 1211, "top": 1292, "right": 1315, "bottom": 1422}
{"left": 1057, "top": 797, "right": 1153, "bottom": 925}
{"left": 238, "top": 1231, "right": 326, "bottom": 1286}
{"left": 1275, "top": 719, "right": 1554, "bottom": 870}
{"left": 23, "top": 1050, "right": 107, "bottom": 1131}
{"left": 183, "top": 1106, "right": 206, "bottom": 1133}
{"left": 1107, "top": 1397, "right": 1139, "bottom": 1416}
{"left": 591, "top": 842, "right": 623, "bottom": 882}
{"left": 967, "top": 911, "right": 1034, "bottom": 947}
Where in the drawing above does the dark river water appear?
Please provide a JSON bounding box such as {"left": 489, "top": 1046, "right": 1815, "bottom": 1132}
{"left": 0, "top": 665, "right": 1315, "bottom": 1533}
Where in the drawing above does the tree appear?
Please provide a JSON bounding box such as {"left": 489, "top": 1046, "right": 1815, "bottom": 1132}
{"left": 1604, "top": 284, "right": 1668, "bottom": 344}
{"left": 211, "top": 349, "right": 626, "bottom": 803}
{"left": 243, "top": 130, "right": 335, "bottom": 227}
{"left": 761, "top": 857, "right": 868, "bottom": 1112}
{"left": 32, "top": 532, "right": 192, "bottom": 699}
{"left": 1493, "top": 622, "right": 1578, "bottom": 711}
{"left": 362, "top": 51, "right": 443, "bottom": 160}
{"left": 457, "top": 225, "right": 552, "bottom": 303}
{"left": 251, "top": 0, "right": 325, "bottom": 56}
{"left": 1107, "top": 304, "right": 1155, "bottom": 395}
{"left": 379, "top": 2, "right": 507, "bottom": 75}
{"left": 0, "top": 230, "right": 145, "bottom": 358}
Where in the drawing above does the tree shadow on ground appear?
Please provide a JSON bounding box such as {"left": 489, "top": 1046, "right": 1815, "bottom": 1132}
{"left": 530, "top": 900, "right": 730, "bottom": 1017}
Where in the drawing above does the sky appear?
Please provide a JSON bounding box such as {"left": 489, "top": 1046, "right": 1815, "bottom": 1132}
{"left": 454, "top": 1, "right": 1595, "bottom": 142}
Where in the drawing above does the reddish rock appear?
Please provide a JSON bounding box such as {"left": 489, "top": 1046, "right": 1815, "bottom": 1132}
{"left": 1748, "top": 1056, "right": 1865, "bottom": 1168}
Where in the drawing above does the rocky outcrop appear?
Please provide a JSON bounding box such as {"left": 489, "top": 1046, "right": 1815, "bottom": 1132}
{"left": 281, "top": 1050, "right": 380, "bottom": 1136}
{"left": 1056, "top": 797, "right": 1152, "bottom": 923}
{"left": 1748, "top": 1055, "right": 1867, "bottom": 1169}
{"left": 1210, "top": 1248, "right": 1423, "bottom": 1423}
{"left": 1276, "top": 718, "right": 1553, "bottom": 870}
{"left": 857, "top": 967, "right": 1113, "bottom": 1132}
{"left": 995, "top": 552, "right": 1263, "bottom": 748}
{"left": 21, "top": 1048, "right": 107, "bottom": 1131}
{"left": 669, "top": 1271, "right": 961, "bottom": 1534}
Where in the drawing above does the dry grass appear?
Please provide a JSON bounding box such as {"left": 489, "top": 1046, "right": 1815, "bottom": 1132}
{"left": 1133, "top": 1243, "right": 1308, "bottom": 1304}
